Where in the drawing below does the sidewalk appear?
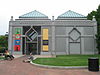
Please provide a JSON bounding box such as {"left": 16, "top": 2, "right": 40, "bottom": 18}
{"left": 33, "top": 55, "right": 56, "bottom": 58}
{"left": 13, "top": 55, "right": 24, "bottom": 58}
{"left": 0, "top": 56, "right": 100, "bottom": 75}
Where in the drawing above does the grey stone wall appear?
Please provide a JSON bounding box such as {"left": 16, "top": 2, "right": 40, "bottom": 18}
{"left": 9, "top": 17, "right": 97, "bottom": 55}
{"left": 84, "top": 27, "right": 94, "bottom": 35}
{"left": 84, "top": 37, "right": 94, "bottom": 54}
{"left": 55, "top": 27, "right": 66, "bottom": 35}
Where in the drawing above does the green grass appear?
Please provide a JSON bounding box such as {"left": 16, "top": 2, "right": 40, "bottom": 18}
{"left": 0, "top": 56, "right": 4, "bottom": 60}
{"left": 32, "top": 55, "right": 100, "bottom": 66}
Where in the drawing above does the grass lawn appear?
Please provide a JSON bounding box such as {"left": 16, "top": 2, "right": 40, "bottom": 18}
{"left": 32, "top": 55, "right": 100, "bottom": 66}
{"left": 0, "top": 56, "right": 4, "bottom": 60}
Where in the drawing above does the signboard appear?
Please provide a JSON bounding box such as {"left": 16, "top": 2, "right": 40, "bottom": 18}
{"left": 15, "top": 34, "right": 21, "bottom": 39}
{"left": 14, "top": 28, "right": 21, "bottom": 51}
{"left": 43, "top": 45, "right": 48, "bottom": 51}
{"left": 43, "top": 40, "right": 49, "bottom": 45}
{"left": 43, "top": 29, "right": 48, "bottom": 40}
{"left": 42, "top": 29, "right": 49, "bottom": 51}
{"left": 14, "top": 45, "right": 20, "bottom": 51}
{"left": 14, "top": 40, "right": 20, "bottom": 45}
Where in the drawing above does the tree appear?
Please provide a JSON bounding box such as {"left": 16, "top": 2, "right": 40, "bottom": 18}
{"left": 95, "top": 5, "right": 100, "bottom": 25}
{"left": 0, "top": 35, "right": 8, "bottom": 52}
{"left": 87, "top": 5, "right": 100, "bottom": 54}
{"left": 87, "top": 11, "right": 97, "bottom": 20}
{"left": 95, "top": 5, "right": 100, "bottom": 54}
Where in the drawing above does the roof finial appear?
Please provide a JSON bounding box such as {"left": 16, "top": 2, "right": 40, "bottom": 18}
{"left": 52, "top": 16, "right": 54, "bottom": 21}
{"left": 10, "top": 16, "right": 13, "bottom": 21}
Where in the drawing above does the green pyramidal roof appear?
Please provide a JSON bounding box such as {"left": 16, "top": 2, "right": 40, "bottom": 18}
{"left": 58, "top": 10, "right": 86, "bottom": 18}
{"left": 19, "top": 10, "right": 48, "bottom": 18}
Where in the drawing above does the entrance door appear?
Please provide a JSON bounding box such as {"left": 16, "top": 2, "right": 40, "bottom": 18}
{"left": 26, "top": 43, "right": 37, "bottom": 55}
{"left": 22, "top": 26, "right": 41, "bottom": 55}
{"left": 25, "top": 27, "right": 38, "bottom": 55}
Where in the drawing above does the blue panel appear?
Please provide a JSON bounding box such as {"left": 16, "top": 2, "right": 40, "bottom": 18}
{"left": 43, "top": 40, "right": 49, "bottom": 45}
{"left": 14, "top": 40, "right": 20, "bottom": 45}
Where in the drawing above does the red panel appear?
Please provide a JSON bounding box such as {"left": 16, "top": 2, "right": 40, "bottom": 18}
{"left": 14, "top": 45, "right": 20, "bottom": 51}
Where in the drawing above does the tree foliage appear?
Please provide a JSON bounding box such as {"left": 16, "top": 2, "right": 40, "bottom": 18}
{"left": 95, "top": 5, "right": 100, "bottom": 25}
{"left": 87, "top": 5, "right": 100, "bottom": 54}
{"left": 87, "top": 11, "right": 97, "bottom": 20}
{"left": 96, "top": 5, "right": 100, "bottom": 54}
{"left": 0, "top": 35, "right": 8, "bottom": 52}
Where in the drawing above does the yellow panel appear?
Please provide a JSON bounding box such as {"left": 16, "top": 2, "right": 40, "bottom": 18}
{"left": 43, "top": 29, "right": 48, "bottom": 40}
{"left": 43, "top": 45, "right": 48, "bottom": 51}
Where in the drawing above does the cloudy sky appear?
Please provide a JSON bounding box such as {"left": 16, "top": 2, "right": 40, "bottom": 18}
{"left": 0, "top": 0, "right": 99, "bottom": 35}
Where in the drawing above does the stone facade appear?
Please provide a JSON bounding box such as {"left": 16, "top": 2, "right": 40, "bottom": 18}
{"left": 8, "top": 10, "right": 97, "bottom": 55}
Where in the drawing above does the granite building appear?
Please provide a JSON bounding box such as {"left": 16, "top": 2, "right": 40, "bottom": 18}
{"left": 8, "top": 10, "right": 97, "bottom": 55}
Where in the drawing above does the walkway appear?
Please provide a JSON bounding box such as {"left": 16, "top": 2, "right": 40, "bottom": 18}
{"left": 0, "top": 56, "right": 99, "bottom": 75}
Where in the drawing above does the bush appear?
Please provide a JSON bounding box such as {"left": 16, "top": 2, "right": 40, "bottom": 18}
{"left": 0, "top": 47, "right": 6, "bottom": 53}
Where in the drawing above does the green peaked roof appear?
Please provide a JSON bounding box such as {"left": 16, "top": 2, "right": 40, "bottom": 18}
{"left": 19, "top": 10, "right": 48, "bottom": 18}
{"left": 58, "top": 10, "right": 86, "bottom": 18}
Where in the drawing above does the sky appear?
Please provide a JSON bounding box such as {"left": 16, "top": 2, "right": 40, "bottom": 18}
{"left": 0, "top": 0, "right": 99, "bottom": 35}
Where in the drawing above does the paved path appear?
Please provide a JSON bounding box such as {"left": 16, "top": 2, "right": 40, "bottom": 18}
{"left": 0, "top": 56, "right": 100, "bottom": 75}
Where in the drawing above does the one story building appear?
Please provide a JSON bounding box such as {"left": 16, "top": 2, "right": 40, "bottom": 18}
{"left": 8, "top": 10, "right": 97, "bottom": 55}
